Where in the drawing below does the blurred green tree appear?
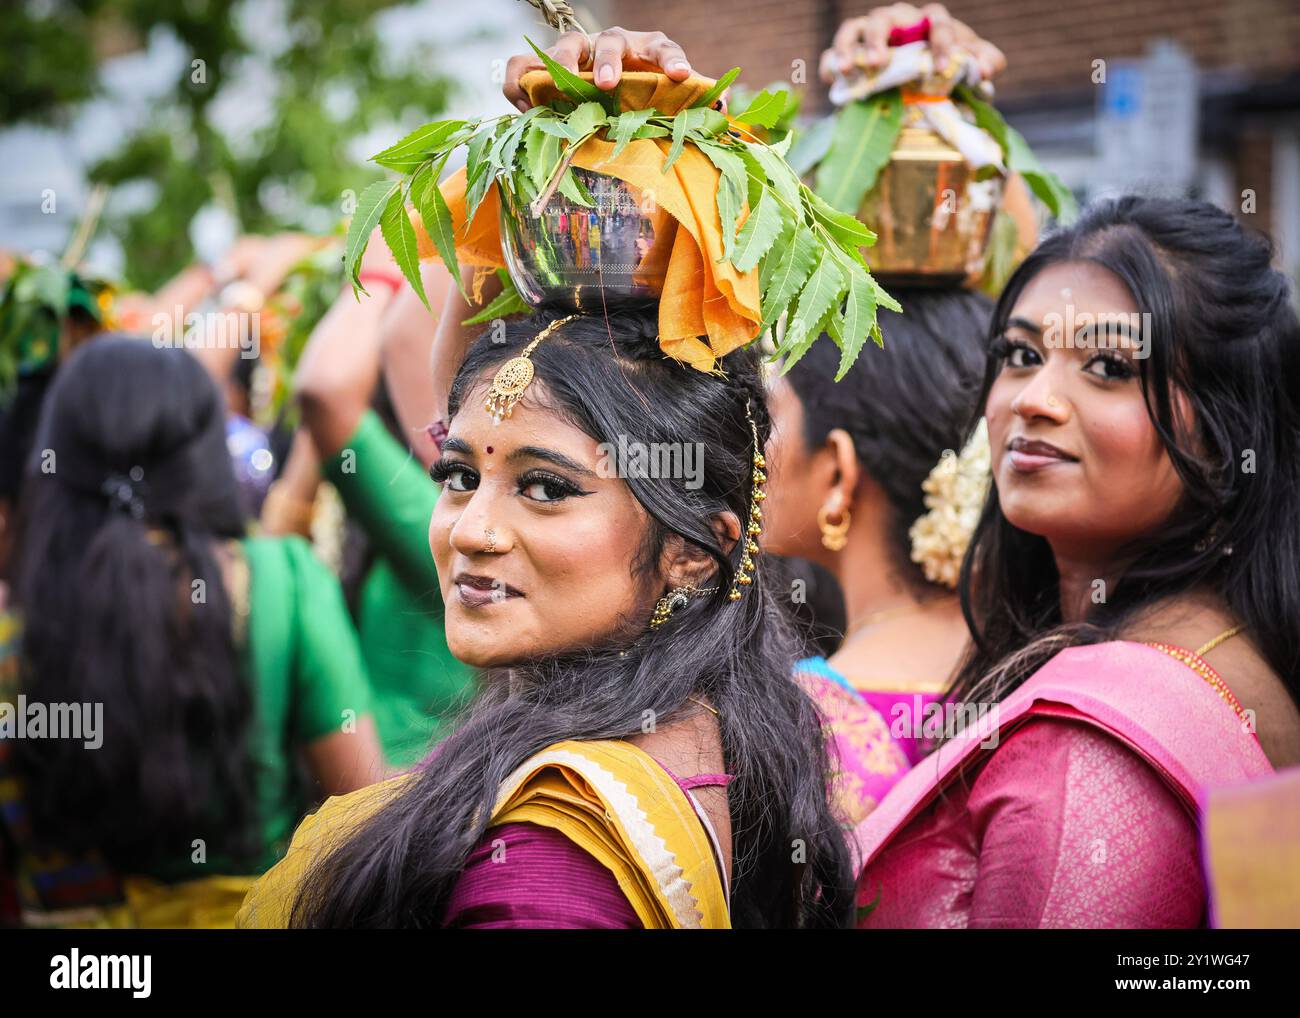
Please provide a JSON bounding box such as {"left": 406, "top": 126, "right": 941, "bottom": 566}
{"left": 3, "top": 0, "right": 454, "bottom": 290}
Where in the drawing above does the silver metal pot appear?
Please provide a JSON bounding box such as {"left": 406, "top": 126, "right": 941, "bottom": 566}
{"left": 498, "top": 168, "right": 677, "bottom": 310}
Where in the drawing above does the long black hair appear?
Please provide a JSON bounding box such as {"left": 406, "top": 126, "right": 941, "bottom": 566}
{"left": 950, "top": 196, "right": 1300, "bottom": 709}
{"left": 11, "top": 335, "right": 260, "bottom": 872}
{"left": 783, "top": 287, "right": 991, "bottom": 595}
{"left": 290, "top": 308, "right": 856, "bottom": 928}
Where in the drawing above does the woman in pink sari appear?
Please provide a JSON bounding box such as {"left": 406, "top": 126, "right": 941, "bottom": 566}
{"left": 855, "top": 196, "right": 1300, "bottom": 927}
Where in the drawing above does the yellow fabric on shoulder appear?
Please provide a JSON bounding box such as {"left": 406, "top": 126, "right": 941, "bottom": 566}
{"left": 490, "top": 739, "right": 730, "bottom": 928}
{"left": 411, "top": 70, "right": 762, "bottom": 374}
{"left": 236, "top": 739, "right": 730, "bottom": 929}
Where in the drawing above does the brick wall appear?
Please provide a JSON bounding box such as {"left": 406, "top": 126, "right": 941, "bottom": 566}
{"left": 596, "top": 0, "right": 1300, "bottom": 103}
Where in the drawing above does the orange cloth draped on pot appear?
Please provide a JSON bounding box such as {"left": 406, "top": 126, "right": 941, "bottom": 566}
{"left": 413, "top": 71, "right": 762, "bottom": 373}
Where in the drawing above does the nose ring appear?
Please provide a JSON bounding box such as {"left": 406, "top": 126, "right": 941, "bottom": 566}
{"left": 1046, "top": 395, "right": 1061, "bottom": 408}
{"left": 485, "top": 528, "right": 497, "bottom": 553}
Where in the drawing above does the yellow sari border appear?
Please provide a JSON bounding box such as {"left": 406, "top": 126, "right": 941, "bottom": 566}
{"left": 491, "top": 740, "right": 730, "bottom": 929}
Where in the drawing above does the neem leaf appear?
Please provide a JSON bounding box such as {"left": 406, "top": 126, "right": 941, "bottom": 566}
{"left": 778, "top": 249, "right": 844, "bottom": 372}
{"left": 462, "top": 275, "right": 530, "bottom": 325}
{"left": 567, "top": 101, "right": 608, "bottom": 140}
{"left": 734, "top": 89, "right": 790, "bottom": 129}
{"left": 835, "top": 261, "right": 880, "bottom": 380}
{"left": 805, "top": 185, "right": 876, "bottom": 251}
{"left": 557, "top": 167, "right": 595, "bottom": 207}
{"left": 417, "top": 156, "right": 465, "bottom": 301}
{"left": 663, "top": 109, "right": 694, "bottom": 173}
{"left": 606, "top": 109, "right": 654, "bottom": 159}
{"left": 814, "top": 90, "right": 904, "bottom": 214}
{"left": 731, "top": 188, "right": 783, "bottom": 273}
{"left": 344, "top": 180, "right": 399, "bottom": 292}
{"left": 525, "top": 125, "right": 561, "bottom": 192}
{"left": 525, "top": 36, "right": 616, "bottom": 113}
{"left": 692, "top": 67, "right": 740, "bottom": 110}
{"left": 372, "top": 120, "right": 468, "bottom": 172}
{"left": 379, "top": 187, "right": 428, "bottom": 308}
{"left": 760, "top": 224, "right": 820, "bottom": 329}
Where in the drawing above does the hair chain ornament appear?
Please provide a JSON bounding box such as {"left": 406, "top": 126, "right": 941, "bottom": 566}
{"left": 484, "top": 313, "right": 580, "bottom": 424}
{"left": 650, "top": 584, "right": 720, "bottom": 629}
{"left": 729, "top": 399, "right": 766, "bottom": 602}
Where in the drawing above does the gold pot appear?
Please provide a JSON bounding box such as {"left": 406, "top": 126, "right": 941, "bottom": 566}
{"left": 859, "top": 122, "right": 1003, "bottom": 286}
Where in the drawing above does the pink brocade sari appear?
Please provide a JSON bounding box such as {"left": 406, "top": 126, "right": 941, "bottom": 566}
{"left": 853, "top": 641, "right": 1273, "bottom": 928}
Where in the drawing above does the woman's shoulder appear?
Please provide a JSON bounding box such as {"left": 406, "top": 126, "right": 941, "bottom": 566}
{"left": 1112, "top": 592, "right": 1300, "bottom": 769}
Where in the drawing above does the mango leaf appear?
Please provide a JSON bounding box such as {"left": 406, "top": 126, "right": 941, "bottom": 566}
{"left": 731, "top": 189, "right": 783, "bottom": 273}
{"left": 379, "top": 188, "right": 428, "bottom": 308}
{"left": 734, "top": 89, "right": 790, "bottom": 129}
{"left": 814, "top": 90, "right": 904, "bottom": 214}
{"left": 691, "top": 67, "right": 740, "bottom": 110}
{"left": 417, "top": 156, "right": 465, "bottom": 301}
{"left": 462, "top": 275, "right": 530, "bottom": 325}
{"left": 372, "top": 120, "right": 469, "bottom": 172}
{"left": 760, "top": 224, "right": 820, "bottom": 329}
{"left": 344, "top": 180, "right": 399, "bottom": 293}
{"left": 525, "top": 36, "right": 618, "bottom": 115}
{"left": 785, "top": 114, "right": 837, "bottom": 177}
{"left": 958, "top": 86, "right": 1078, "bottom": 222}
{"left": 606, "top": 109, "right": 654, "bottom": 159}
{"left": 778, "top": 250, "right": 844, "bottom": 372}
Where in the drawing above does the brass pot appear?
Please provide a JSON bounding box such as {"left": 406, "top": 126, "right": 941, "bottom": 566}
{"left": 859, "top": 124, "right": 1003, "bottom": 286}
{"left": 498, "top": 168, "right": 678, "bottom": 310}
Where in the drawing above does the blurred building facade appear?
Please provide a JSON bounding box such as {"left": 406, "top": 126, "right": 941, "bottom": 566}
{"left": 595, "top": 0, "right": 1300, "bottom": 282}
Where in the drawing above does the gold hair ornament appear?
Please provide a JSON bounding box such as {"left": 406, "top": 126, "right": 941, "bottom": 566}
{"left": 649, "top": 584, "right": 720, "bottom": 629}
{"left": 484, "top": 313, "right": 580, "bottom": 423}
{"left": 729, "top": 400, "right": 767, "bottom": 602}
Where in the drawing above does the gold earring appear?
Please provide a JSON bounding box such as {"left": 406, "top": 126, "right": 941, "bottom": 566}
{"left": 484, "top": 313, "right": 580, "bottom": 423}
{"left": 818, "top": 502, "right": 850, "bottom": 551}
{"left": 728, "top": 400, "right": 766, "bottom": 603}
{"left": 650, "top": 584, "right": 719, "bottom": 629}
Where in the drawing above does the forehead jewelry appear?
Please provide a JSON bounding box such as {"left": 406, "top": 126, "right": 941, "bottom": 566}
{"left": 484, "top": 313, "right": 581, "bottom": 424}
{"left": 729, "top": 399, "right": 767, "bottom": 602}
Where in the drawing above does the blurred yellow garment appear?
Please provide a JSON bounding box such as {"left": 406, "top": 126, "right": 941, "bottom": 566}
{"left": 413, "top": 71, "right": 762, "bottom": 373}
{"left": 20, "top": 876, "right": 257, "bottom": 929}
{"left": 1203, "top": 766, "right": 1300, "bottom": 928}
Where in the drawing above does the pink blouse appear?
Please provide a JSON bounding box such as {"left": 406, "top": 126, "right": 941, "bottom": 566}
{"left": 858, "top": 717, "right": 1204, "bottom": 928}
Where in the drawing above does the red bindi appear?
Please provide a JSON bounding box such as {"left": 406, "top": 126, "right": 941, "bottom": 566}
{"left": 485, "top": 445, "right": 494, "bottom": 454}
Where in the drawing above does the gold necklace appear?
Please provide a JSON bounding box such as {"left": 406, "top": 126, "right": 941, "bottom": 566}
{"left": 841, "top": 594, "right": 957, "bottom": 645}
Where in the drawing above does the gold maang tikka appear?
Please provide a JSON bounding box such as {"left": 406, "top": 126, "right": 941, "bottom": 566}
{"left": 729, "top": 399, "right": 767, "bottom": 602}
{"left": 484, "top": 313, "right": 581, "bottom": 423}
